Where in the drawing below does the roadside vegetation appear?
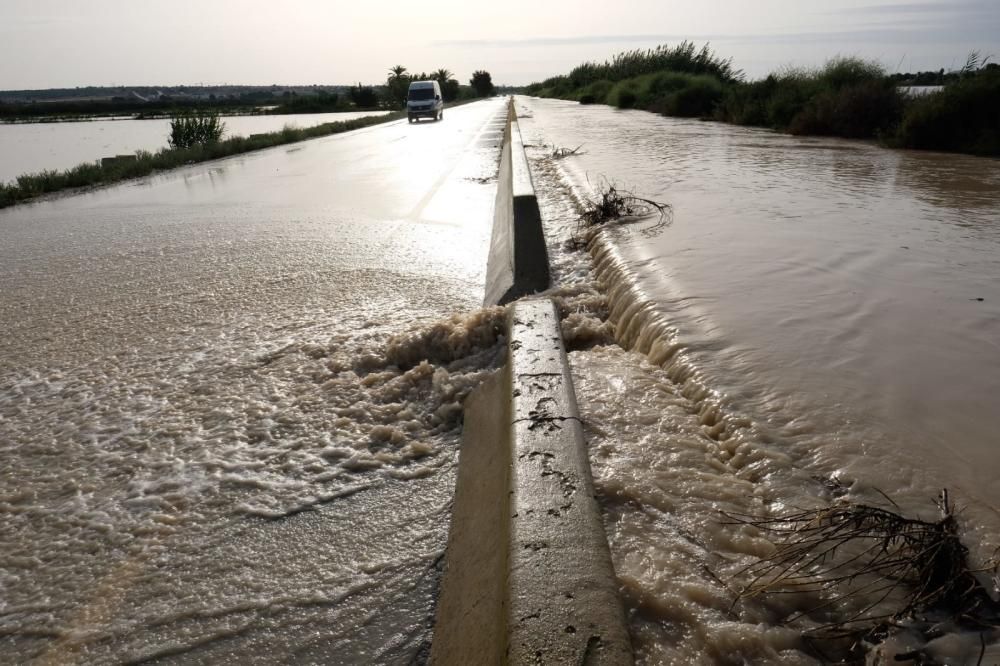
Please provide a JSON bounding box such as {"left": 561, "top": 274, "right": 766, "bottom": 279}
{"left": 167, "top": 114, "right": 225, "bottom": 149}
{"left": 526, "top": 43, "right": 1000, "bottom": 156}
{"left": 3, "top": 65, "right": 504, "bottom": 122}
{"left": 267, "top": 91, "right": 358, "bottom": 114}
{"left": 385, "top": 65, "right": 496, "bottom": 108}
{"left": 0, "top": 112, "right": 401, "bottom": 209}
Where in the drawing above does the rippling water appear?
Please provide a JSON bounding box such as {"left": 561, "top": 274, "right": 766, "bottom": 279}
{"left": 0, "top": 99, "right": 507, "bottom": 663}
{"left": 519, "top": 97, "right": 1000, "bottom": 663}
{"left": 0, "top": 111, "right": 388, "bottom": 184}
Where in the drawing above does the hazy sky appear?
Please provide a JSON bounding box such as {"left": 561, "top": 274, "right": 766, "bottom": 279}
{"left": 2, "top": 0, "right": 998, "bottom": 89}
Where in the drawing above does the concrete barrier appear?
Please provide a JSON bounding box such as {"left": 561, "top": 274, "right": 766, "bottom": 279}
{"left": 483, "top": 101, "right": 550, "bottom": 307}
{"left": 432, "top": 299, "right": 632, "bottom": 665}
{"left": 430, "top": 367, "right": 511, "bottom": 666}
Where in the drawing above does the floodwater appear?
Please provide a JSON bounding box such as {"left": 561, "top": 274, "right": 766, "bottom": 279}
{"left": 0, "top": 98, "right": 507, "bottom": 663}
{"left": 0, "top": 111, "right": 388, "bottom": 184}
{"left": 517, "top": 97, "right": 1000, "bottom": 663}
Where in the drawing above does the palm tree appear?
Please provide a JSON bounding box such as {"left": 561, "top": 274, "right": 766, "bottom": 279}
{"left": 433, "top": 68, "right": 453, "bottom": 84}
{"left": 387, "top": 65, "right": 410, "bottom": 108}
{"left": 388, "top": 65, "right": 408, "bottom": 83}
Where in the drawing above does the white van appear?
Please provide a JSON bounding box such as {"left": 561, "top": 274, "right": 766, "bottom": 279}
{"left": 406, "top": 80, "right": 444, "bottom": 123}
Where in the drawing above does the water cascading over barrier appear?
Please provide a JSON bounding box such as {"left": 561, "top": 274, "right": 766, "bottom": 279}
{"left": 433, "top": 100, "right": 632, "bottom": 665}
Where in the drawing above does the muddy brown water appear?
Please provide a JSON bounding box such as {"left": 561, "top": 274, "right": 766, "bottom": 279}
{"left": 0, "top": 99, "right": 507, "bottom": 664}
{"left": 518, "top": 96, "right": 1000, "bottom": 664}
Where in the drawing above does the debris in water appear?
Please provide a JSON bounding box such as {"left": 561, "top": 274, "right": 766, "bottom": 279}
{"left": 724, "top": 490, "right": 1000, "bottom": 662}
{"left": 550, "top": 144, "right": 585, "bottom": 159}
{"left": 568, "top": 182, "right": 672, "bottom": 250}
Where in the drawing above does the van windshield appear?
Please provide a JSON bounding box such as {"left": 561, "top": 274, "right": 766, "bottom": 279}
{"left": 409, "top": 88, "right": 435, "bottom": 101}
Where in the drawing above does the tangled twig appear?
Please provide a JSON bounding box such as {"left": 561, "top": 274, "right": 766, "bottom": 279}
{"left": 580, "top": 183, "right": 671, "bottom": 233}
{"left": 551, "top": 144, "right": 584, "bottom": 159}
{"left": 723, "top": 490, "right": 1000, "bottom": 660}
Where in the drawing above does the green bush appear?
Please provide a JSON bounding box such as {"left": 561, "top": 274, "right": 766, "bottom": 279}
{"left": 717, "top": 59, "right": 895, "bottom": 134}
{"left": 644, "top": 71, "right": 698, "bottom": 97}
{"left": 534, "top": 75, "right": 573, "bottom": 99}
{"left": 716, "top": 78, "right": 771, "bottom": 126}
{"left": 348, "top": 83, "right": 379, "bottom": 108}
{"left": 470, "top": 70, "right": 495, "bottom": 97}
{"left": 762, "top": 73, "right": 817, "bottom": 128}
{"left": 567, "top": 41, "right": 741, "bottom": 87}
{"left": 608, "top": 80, "right": 640, "bottom": 109}
{"left": 789, "top": 80, "right": 904, "bottom": 138}
{"left": 168, "top": 114, "right": 225, "bottom": 149}
{"left": 819, "top": 56, "right": 886, "bottom": 90}
{"left": 532, "top": 41, "right": 739, "bottom": 102}
{"left": 892, "top": 67, "right": 1000, "bottom": 155}
{"left": 578, "top": 79, "right": 613, "bottom": 105}
{"left": 653, "top": 74, "right": 724, "bottom": 117}
{"left": 527, "top": 47, "right": 998, "bottom": 156}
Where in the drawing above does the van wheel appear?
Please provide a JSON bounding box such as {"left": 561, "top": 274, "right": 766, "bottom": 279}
{"left": 439, "top": 111, "right": 444, "bottom": 120}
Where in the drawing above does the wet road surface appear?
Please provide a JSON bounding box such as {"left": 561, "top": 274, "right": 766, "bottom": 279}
{"left": 1, "top": 98, "right": 508, "bottom": 664}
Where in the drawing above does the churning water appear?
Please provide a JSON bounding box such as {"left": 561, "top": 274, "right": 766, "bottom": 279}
{"left": 518, "top": 96, "right": 1000, "bottom": 664}
{"left": 0, "top": 99, "right": 509, "bottom": 663}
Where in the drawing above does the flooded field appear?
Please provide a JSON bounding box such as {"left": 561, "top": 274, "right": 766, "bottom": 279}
{"left": 0, "top": 111, "right": 388, "bottom": 184}
{"left": 518, "top": 96, "right": 1000, "bottom": 663}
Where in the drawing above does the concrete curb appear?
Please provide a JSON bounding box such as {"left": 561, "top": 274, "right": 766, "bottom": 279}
{"left": 432, "top": 299, "right": 632, "bottom": 665}
{"left": 483, "top": 99, "right": 551, "bottom": 307}
{"left": 430, "top": 366, "right": 511, "bottom": 665}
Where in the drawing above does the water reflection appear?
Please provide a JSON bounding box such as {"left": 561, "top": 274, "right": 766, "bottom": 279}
{"left": 0, "top": 111, "right": 388, "bottom": 184}
{"left": 521, "top": 94, "right": 1000, "bottom": 664}
{"left": 894, "top": 150, "right": 1000, "bottom": 217}
{"left": 518, "top": 95, "right": 1000, "bottom": 544}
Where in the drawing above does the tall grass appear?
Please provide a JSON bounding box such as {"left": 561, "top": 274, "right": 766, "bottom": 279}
{"left": 586, "top": 71, "right": 725, "bottom": 117}
{"left": 891, "top": 66, "right": 1000, "bottom": 155}
{"left": 566, "top": 41, "right": 742, "bottom": 88}
{"left": 529, "top": 50, "right": 1000, "bottom": 155}
{"left": 0, "top": 112, "right": 402, "bottom": 209}
{"left": 528, "top": 41, "right": 739, "bottom": 99}
{"left": 717, "top": 58, "right": 905, "bottom": 138}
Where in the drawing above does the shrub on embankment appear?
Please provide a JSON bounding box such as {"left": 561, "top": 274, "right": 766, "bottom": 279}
{"left": 529, "top": 41, "right": 740, "bottom": 115}
{"left": 717, "top": 57, "right": 906, "bottom": 139}
{"left": 168, "top": 113, "right": 226, "bottom": 149}
{"left": 890, "top": 66, "right": 1000, "bottom": 155}
{"left": 0, "top": 112, "right": 401, "bottom": 209}
{"left": 528, "top": 45, "right": 1000, "bottom": 156}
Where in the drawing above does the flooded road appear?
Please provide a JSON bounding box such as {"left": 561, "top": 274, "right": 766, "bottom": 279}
{"left": 518, "top": 97, "right": 1000, "bottom": 663}
{"left": 0, "top": 98, "right": 507, "bottom": 663}
{"left": 0, "top": 111, "right": 388, "bottom": 184}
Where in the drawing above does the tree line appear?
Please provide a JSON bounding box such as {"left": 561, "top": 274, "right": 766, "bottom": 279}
{"left": 1, "top": 68, "right": 498, "bottom": 121}
{"left": 526, "top": 42, "right": 1000, "bottom": 157}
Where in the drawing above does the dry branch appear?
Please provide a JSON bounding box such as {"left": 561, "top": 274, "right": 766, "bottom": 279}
{"left": 724, "top": 490, "right": 1000, "bottom": 660}
{"left": 551, "top": 144, "right": 584, "bottom": 159}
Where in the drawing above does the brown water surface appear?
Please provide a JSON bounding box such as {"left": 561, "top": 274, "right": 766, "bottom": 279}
{"left": 518, "top": 96, "right": 1000, "bottom": 663}
{"left": 0, "top": 99, "right": 506, "bottom": 664}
